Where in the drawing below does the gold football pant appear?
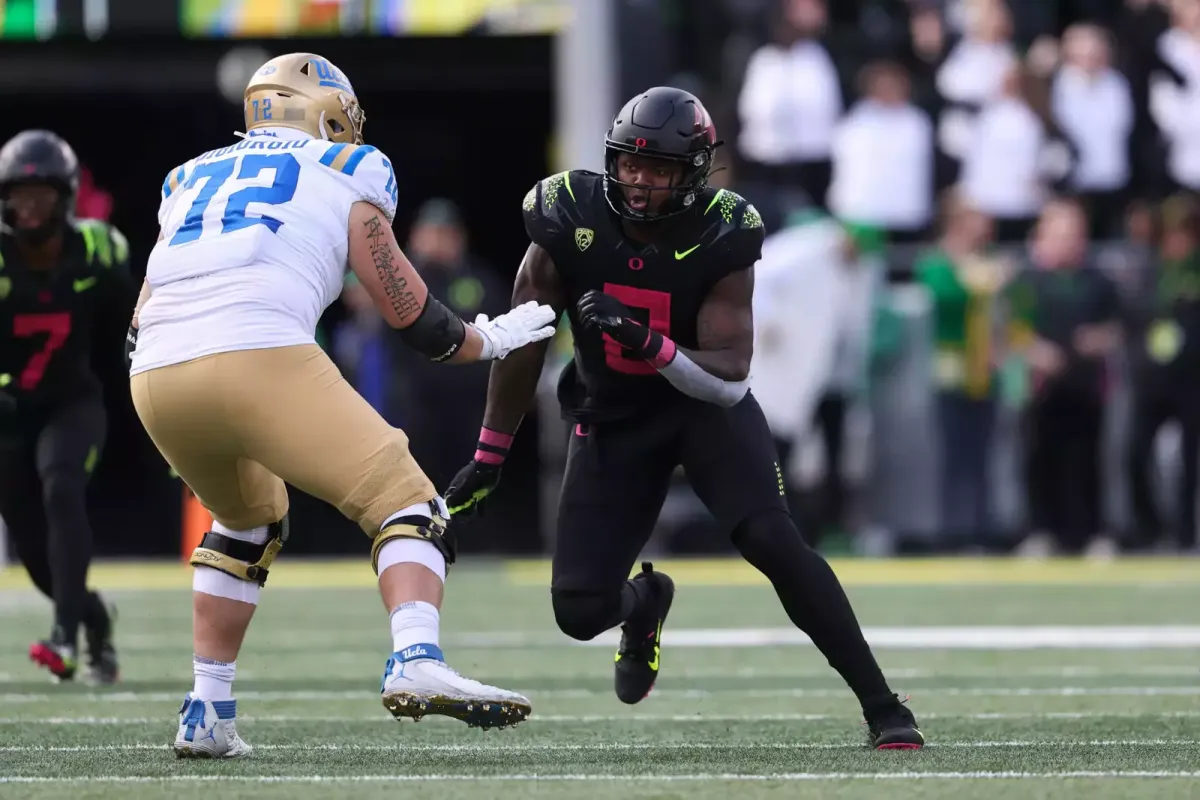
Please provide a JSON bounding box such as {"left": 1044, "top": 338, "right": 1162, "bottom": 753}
{"left": 131, "top": 344, "right": 436, "bottom": 535}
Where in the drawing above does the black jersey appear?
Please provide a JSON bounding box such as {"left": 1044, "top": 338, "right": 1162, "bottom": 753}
{"left": 0, "top": 220, "right": 132, "bottom": 410}
{"left": 522, "top": 170, "right": 764, "bottom": 422}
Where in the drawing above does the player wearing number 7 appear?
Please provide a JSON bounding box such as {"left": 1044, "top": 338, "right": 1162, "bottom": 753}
{"left": 127, "top": 53, "right": 553, "bottom": 759}
{"left": 444, "top": 86, "right": 924, "bottom": 749}
{"left": 0, "top": 130, "right": 128, "bottom": 688}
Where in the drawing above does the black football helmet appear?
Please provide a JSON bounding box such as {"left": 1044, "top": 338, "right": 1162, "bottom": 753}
{"left": 603, "top": 86, "right": 722, "bottom": 222}
{"left": 0, "top": 130, "right": 80, "bottom": 243}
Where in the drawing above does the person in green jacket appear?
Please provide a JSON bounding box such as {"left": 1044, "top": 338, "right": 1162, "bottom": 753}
{"left": 915, "top": 191, "right": 1012, "bottom": 549}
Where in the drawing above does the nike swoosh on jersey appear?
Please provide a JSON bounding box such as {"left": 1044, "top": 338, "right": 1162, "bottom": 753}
{"left": 73, "top": 277, "right": 98, "bottom": 293}
{"left": 674, "top": 245, "right": 701, "bottom": 260}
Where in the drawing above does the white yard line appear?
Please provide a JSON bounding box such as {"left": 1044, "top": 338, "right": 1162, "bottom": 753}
{"left": 7, "top": 665, "right": 1191, "bottom": 684}
{"left": 2, "top": 740, "right": 1197, "bottom": 754}
{"left": 50, "top": 625, "right": 1200, "bottom": 651}
{"left": 4, "top": 711, "right": 1199, "bottom": 725}
{"left": 3, "top": 772, "right": 1200, "bottom": 784}
{"left": 5, "top": 666, "right": 1194, "bottom": 684}
{"left": 2, "top": 686, "right": 1197, "bottom": 704}
{"left": 561, "top": 626, "right": 1200, "bottom": 649}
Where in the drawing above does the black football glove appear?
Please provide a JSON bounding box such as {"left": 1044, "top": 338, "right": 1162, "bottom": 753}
{"left": 577, "top": 290, "right": 658, "bottom": 356}
{"left": 444, "top": 459, "right": 503, "bottom": 519}
{"left": 125, "top": 324, "right": 138, "bottom": 368}
{"left": 0, "top": 388, "right": 15, "bottom": 416}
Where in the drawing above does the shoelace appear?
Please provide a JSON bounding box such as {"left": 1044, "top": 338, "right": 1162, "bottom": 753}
{"left": 860, "top": 694, "right": 913, "bottom": 729}
{"left": 617, "top": 623, "right": 654, "bottom": 662}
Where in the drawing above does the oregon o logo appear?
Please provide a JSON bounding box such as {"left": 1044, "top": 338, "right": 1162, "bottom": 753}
{"left": 628, "top": 258, "right": 644, "bottom": 271}
{"left": 635, "top": 138, "right": 647, "bottom": 147}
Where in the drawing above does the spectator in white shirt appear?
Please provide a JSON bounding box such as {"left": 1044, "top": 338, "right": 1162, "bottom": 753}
{"left": 737, "top": 0, "right": 843, "bottom": 223}
{"left": 935, "top": 0, "right": 1019, "bottom": 182}
{"left": 1052, "top": 24, "right": 1134, "bottom": 239}
{"left": 1152, "top": 0, "right": 1200, "bottom": 193}
{"left": 829, "top": 61, "right": 935, "bottom": 242}
{"left": 960, "top": 64, "right": 1072, "bottom": 242}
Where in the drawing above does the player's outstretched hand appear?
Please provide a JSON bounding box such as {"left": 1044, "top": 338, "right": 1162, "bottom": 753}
{"left": 445, "top": 459, "right": 502, "bottom": 519}
{"left": 471, "top": 301, "right": 558, "bottom": 360}
{"left": 577, "top": 290, "right": 650, "bottom": 353}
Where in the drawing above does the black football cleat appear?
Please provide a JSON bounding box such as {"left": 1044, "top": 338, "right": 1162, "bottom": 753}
{"left": 614, "top": 561, "right": 675, "bottom": 704}
{"left": 29, "top": 624, "right": 77, "bottom": 683}
{"left": 865, "top": 694, "right": 925, "bottom": 750}
{"left": 83, "top": 597, "right": 120, "bottom": 686}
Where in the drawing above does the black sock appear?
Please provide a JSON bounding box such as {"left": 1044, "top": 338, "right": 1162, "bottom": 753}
{"left": 617, "top": 574, "right": 655, "bottom": 623}
{"left": 733, "top": 509, "right": 892, "bottom": 706}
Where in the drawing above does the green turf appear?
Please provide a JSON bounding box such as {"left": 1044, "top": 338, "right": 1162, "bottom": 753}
{"left": 1, "top": 558, "right": 1199, "bottom": 799}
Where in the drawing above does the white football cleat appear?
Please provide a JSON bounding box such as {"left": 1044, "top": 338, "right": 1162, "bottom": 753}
{"left": 381, "top": 643, "right": 531, "bottom": 730}
{"left": 172, "top": 693, "right": 253, "bottom": 759}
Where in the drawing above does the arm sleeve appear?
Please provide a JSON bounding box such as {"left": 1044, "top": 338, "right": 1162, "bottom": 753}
{"left": 333, "top": 144, "right": 399, "bottom": 224}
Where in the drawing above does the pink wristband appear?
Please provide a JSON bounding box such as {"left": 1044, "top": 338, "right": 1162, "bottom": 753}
{"left": 650, "top": 336, "right": 677, "bottom": 369}
{"left": 475, "top": 427, "right": 514, "bottom": 465}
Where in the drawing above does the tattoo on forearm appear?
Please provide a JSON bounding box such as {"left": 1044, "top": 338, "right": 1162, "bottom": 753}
{"left": 364, "top": 215, "right": 421, "bottom": 320}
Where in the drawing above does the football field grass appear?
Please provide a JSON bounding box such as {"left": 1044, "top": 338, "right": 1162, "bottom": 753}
{"left": 1, "top": 556, "right": 1199, "bottom": 798}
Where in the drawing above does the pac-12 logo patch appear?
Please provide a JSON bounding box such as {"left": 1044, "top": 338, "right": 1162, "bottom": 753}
{"left": 574, "top": 227, "right": 594, "bottom": 252}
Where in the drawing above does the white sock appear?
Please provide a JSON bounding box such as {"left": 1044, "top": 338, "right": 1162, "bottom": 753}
{"left": 193, "top": 655, "right": 236, "bottom": 701}
{"left": 390, "top": 601, "right": 440, "bottom": 653}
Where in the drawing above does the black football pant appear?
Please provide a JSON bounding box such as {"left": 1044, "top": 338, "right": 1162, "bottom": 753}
{"left": 1127, "top": 378, "right": 1200, "bottom": 550}
{"left": 0, "top": 397, "right": 107, "bottom": 646}
{"left": 550, "top": 393, "right": 894, "bottom": 708}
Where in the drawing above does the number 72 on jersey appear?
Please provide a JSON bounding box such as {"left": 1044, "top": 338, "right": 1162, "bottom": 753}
{"left": 166, "top": 151, "right": 397, "bottom": 246}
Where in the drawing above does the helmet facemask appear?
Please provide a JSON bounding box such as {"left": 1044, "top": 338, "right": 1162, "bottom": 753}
{"left": 603, "top": 144, "right": 715, "bottom": 223}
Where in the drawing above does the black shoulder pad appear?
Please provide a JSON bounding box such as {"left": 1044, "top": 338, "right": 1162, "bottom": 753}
{"left": 703, "top": 190, "right": 765, "bottom": 271}
{"left": 523, "top": 171, "right": 586, "bottom": 252}
{"left": 74, "top": 219, "right": 130, "bottom": 268}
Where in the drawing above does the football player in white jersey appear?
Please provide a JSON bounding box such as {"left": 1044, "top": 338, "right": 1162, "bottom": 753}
{"left": 126, "top": 53, "right": 554, "bottom": 758}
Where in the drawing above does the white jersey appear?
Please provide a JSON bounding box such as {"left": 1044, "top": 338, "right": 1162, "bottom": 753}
{"left": 130, "top": 126, "right": 398, "bottom": 375}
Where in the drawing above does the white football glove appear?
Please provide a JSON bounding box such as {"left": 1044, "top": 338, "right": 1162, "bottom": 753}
{"left": 471, "top": 300, "right": 558, "bottom": 361}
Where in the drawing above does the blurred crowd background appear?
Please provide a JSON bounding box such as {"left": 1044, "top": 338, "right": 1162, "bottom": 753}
{"left": 3, "top": 0, "right": 1199, "bottom": 564}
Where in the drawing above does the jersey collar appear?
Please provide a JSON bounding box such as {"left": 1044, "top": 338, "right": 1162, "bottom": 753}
{"left": 237, "top": 127, "right": 315, "bottom": 142}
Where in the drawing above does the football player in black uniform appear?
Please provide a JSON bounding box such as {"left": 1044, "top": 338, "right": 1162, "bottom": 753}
{"left": 0, "top": 130, "right": 129, "bottom": 684}
{"left": 445, "top": 87, "right": 923, "bottom": 748}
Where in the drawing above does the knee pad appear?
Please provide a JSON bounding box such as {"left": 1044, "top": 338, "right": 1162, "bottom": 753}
{"left": 189, "top": 516, "right": 289, "bottom": 587}
{"left": 551, "top": 588, "right": 622, "bottom": 642}
{"left": 370, "top": 501, "right": 456, "bottom": 575}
